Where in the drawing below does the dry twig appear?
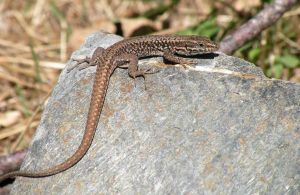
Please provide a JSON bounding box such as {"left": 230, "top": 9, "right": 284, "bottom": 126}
{"left": 219, "top": 0, "right": 298, "bottom": 54}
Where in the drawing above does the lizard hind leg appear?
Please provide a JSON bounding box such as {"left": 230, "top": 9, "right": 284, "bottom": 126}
{"left": 128, "top": 64, "right": 159, "bottom": 90}
{"left": 68, "top": 47, "right": 106, "bottom": 72}
{"left": 124, "top": 56, "right": 157, "bottom": 79}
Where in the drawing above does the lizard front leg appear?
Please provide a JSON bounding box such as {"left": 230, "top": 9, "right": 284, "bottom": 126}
{"left": 163, "top": 51, "right": 195, "bottom": 68}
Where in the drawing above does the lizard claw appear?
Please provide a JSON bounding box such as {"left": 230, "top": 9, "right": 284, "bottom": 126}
{"left": 133, "top": 67, "right": 160, "bottom": 90}
{"left": 73, "top": 57, "right": 92, "bottom": 64}
{"left": 67, "top": 57, "right": 96, "bottom": 73}
{"left": 141, "top": 67, "right": 160, "bottom": 75}
{"left": 181, "top": 59, "right": 197, "bottom": 69}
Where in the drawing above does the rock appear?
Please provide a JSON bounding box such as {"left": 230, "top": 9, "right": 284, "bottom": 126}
{"left": 11, "top": 32, "right": 300, "bottom": 194}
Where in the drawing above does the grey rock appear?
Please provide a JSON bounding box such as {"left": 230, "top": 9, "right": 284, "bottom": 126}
{"left": 11, "top": 32, "right": 300, "bottom": 195}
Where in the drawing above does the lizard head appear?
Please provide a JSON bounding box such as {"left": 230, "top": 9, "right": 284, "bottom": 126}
{"left": 175, "top": 35, "right": 219, "bottom": 56}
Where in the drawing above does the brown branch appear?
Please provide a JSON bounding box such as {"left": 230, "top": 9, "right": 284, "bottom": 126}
{"left": 219, "top": 0, "right": 298, "bottom": 54}
{"left": 0, "top": 150, "right": 27, "bottom": 175}
{"left": 0, "top": 187, "right": 10, "bottom": 195}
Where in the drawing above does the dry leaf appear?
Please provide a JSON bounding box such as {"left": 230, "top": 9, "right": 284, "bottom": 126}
{"left": 0, "top": 111, "right": 21, "bottom": 127}
{"left": 234, "top": 0, "right": 260, "bottom": 11}
{"left": 120, "top": 18, "right": 160, "bottom": 37}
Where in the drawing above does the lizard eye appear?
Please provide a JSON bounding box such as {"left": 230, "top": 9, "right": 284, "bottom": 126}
{"left": 199, "top": 43, "right": 204, "bottom": 47}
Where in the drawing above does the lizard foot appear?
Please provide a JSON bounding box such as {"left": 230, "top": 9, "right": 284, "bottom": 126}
{"left": 180, "top": 59, "right": 198, "bottom": 69}
{"left": 67, "top": 47, "right": 105, "bottom": 73}
{"left": 130, "top": 67, "right": 159, "bottom": 79}
{"left": 131, "top": 67, "right": 160, "bottom": 90}
{"left": 67, "top": 57, "right": 96, "bottom": 73}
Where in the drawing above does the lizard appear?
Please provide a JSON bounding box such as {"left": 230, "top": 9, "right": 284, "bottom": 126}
{"left": 0, "top": 34, "right": 219, "bottom": 182}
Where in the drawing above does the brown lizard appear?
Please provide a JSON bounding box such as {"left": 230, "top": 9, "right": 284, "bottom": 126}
{"left": 0, "top": 34, "right": 219, "bottom": 181}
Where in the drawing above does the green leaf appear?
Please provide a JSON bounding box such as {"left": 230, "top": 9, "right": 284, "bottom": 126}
{"left": 195, "top": 18, "right": 219, "bottom": 37}
{"left": 139, "top": 0, "right": 180, "bottom": 19}
{"left": 50, "top": 0, "right": 65, "bottom": 21}
{"left": 248, "top": 48, "right": 261, "bottom": 61}
{"left": 267, "top": 64, "right": 284, "bottom": 79}
{"left": 15, "top": 85, "right": 31, "bottom": 117}
{"left": 178, "top": 17, "right": 220, "bottom": 38}
{"left": 29, "top": 40, "right": 42, "bottom": 83}
{"left": 276, "top": 54, "right": 300, "bottom": 68}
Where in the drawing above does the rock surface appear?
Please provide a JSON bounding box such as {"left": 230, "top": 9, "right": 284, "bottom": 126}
{"left": 11, "top": 32, "right": 300, "bottom": 194}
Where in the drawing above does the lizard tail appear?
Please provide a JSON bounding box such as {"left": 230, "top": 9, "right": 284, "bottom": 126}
{"left": 0, "top": 65, "right": 111, "bottom": 182}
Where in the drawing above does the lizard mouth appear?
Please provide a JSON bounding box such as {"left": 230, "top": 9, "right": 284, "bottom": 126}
{"left": 204, "top": 42, "right": 219, "bottom": 52}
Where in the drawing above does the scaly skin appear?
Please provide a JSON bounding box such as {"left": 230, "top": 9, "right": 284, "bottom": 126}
{"left": 0, "top": 35, "right": 219, "bottom": 181}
